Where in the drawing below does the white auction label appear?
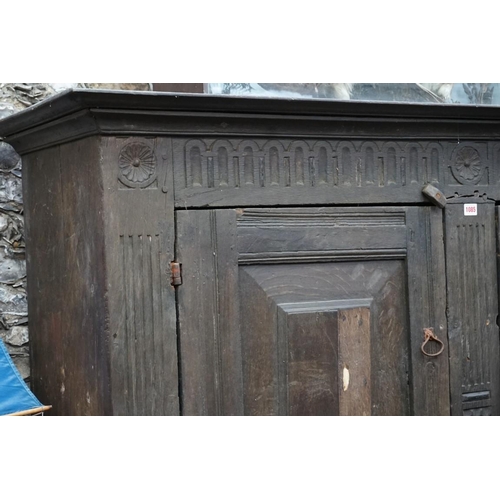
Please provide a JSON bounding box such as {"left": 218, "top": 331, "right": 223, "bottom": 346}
{"left": 464, "top": 203, "right": 478, "bottom": 216}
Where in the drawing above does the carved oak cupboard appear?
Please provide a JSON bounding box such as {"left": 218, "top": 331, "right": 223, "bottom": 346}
{"left": 0, "top": 90, "right": 499, "bottom": 415}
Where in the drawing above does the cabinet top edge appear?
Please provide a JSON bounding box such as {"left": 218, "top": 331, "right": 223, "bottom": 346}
{"left": 2, "top": 89, "right": 500, "bottom": 140}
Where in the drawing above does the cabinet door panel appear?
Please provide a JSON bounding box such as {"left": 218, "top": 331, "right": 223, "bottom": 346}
{"left": 446, "top": 202, "right": 500, "bottom": 416}
{"left": 177, "top": 207, "right": 449, "bottom": 415}
{"left": 240, "top": 262, "right": 408, "bottom": 415}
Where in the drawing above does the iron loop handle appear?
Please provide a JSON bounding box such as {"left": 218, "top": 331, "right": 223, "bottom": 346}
{"left": 421, "top": 327, "right": 444, "bottom": 357}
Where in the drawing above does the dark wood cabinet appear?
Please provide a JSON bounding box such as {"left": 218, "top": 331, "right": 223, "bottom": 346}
{"left": 0, "top": 90, "right": 499, "bottom": 415}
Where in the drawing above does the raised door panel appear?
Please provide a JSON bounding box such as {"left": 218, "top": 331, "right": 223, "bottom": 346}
{"left": 176, "top": 207, "right": 449, "bottom": 415}
{"left": 240, "top": 262, "right": 407, "bottom": 415}
{"left": 446, "top": 201, "right": 500, "bottom": 416}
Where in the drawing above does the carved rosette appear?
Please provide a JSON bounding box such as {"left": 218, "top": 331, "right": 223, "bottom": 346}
{"left": 118, "top": 142, "right": 157, "bottom": 188}
{"left": 451, "top": 146, "right": 483, "bottom": 185}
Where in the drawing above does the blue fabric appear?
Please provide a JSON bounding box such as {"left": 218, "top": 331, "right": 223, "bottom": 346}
{"left": 0, "top": 339, "right": 44, "bottom": 415}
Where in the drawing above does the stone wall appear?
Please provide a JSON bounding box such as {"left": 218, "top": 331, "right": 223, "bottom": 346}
{"left": 0, "top": 83, "right": 150, "bottom": 382}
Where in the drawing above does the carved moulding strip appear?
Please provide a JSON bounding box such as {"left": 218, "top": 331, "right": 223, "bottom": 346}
{"left": 238, "top": 248, "right": 408, "bottom": 265}
{"left": 172, "top": 138, "right": 500, "bottom": 207}
{"left": 178, "top": 138, "right": 495, "bottom": 191}
{"left": 237, "top": 209, "right": 406, "bottom": 227}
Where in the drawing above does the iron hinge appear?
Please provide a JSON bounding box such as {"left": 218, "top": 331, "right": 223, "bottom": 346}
{"left": 170, "top": 262, "right": 182, "bottom": 286}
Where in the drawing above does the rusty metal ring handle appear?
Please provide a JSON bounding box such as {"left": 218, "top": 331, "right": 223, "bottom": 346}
{"left": 421, "top": 327, "right": 444, "bottom": 357}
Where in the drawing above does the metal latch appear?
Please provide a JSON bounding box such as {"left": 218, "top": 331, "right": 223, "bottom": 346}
{"left": 421, "top": 327, "right": 444, "bottom": 357}
{"left": 170, "top": 262, "right": 182, "bottom": 286}
{"left": 422, "top": 184, "right": 446, "bottom": 208}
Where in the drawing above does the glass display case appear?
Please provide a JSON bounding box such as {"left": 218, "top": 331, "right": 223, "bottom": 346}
{"left": 208, "top": 83, "right": 500, "bottom": 105}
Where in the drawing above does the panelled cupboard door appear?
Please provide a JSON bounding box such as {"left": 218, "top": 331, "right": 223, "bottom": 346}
{"left": 176, "top": 207, "right": 449, "bottom": 415}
